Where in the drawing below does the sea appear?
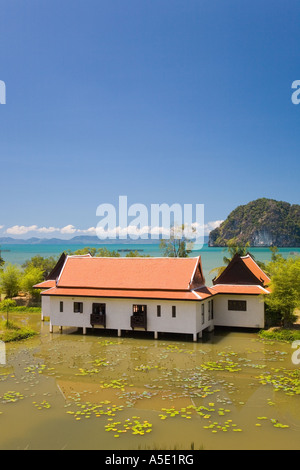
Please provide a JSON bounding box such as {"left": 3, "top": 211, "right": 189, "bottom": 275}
{"left": 1, "top": 243, "right": 299, "bottom": 285}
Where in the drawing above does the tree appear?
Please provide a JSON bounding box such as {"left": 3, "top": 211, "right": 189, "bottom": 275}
{"left": 210, "top": 239, "right": 251, "bottom": 278}
{"left": 160, "top": 225, "right": 194, "bottom": 258}
{"left": 21, "top": 266, "right": 44, "bottom": 299}
{"left": 1, "top": 299, "right": 17, "bottom": 326}
{"left": 265, "top": 256, "right": 300, "bottom": 327}
{"left": 96, "top": 247, "right": 120, "bottom": 257}
{"left": 222, "top": 239, "right": 250, "bottom": 265}
{"left": 0, "top": 264, "right": 22, "bottom": 298}
{"left": 125, "top": 250, "right": 150, "bottom": 257}
{"left": 0, "top": 249, "right": 4, "bottom": 268}
{"left": 67, "top": 247, "right": 121, "bottom": 257}
{"left": 67, "top": 247, "right": 97, "bottom": 256}
{"left": 22, "top": 255, "right": 58, "bottom": 280}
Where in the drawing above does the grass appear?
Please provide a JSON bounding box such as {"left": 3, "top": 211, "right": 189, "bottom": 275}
{"left": 0, "top": 306, "right": 41, "bottom": 313}
{"left": 258, "top": 327, "right": 300, "bottom": 343}
{"left": 0, "top": 319, "right": 37, "bottom": 342}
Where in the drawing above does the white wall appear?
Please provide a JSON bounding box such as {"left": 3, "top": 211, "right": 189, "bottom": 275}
{"left": 47, "top": 295, "right": 205, "bottom": 336}
{"left": 41, "top": 295, "right": 51, "bottom": 319}
{"left": 196, "top": 299, "right": 214, "bottom": 332}
{"left": 213, "top": 294, "right": 265, "bottom": 328}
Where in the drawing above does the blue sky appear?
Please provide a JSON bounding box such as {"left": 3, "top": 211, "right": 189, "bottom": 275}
{"left": 0, "top": 0, "right": 299, "bottom": 239}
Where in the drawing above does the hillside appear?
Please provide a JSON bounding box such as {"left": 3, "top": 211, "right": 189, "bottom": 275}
{"left": 209, "top": 198, "right": 300, "bottom": 247}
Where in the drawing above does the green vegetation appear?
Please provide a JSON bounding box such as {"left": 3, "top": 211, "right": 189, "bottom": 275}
{"left": 209, "top": 198, "right": 300, "bottom": 247}
{"left": 125, "top": 250, "right": 150, "bottom": 257}
{"left": 0, "top": 305, "right": 41, "bottom": 313}
{"left": 68, "top": 247, "right": 149, "bottom": 257}
{"left": 264, "top": 254, "right": 300, "bottom": 327}
{"left": 0, "top": 264, "right": 22, "bottom": 298}
{"left": 160, "top": 225, "right": 194, "bottom": 257}
{"left": 210, "top": 239, "right": 252, "bottom": 278}
{"left": 258, "top": 328, "right": 300, "bottom": 343}
{"left": 21, "top": 266, "right": 44, "bottom": 300}
{"left": 0, "top": 319, "right": 37, "bottom": 342}
{"left": 67, "top": 246, "right": 121, "bottom": 257}
{"left": 22, "top": 255, "right": 58, "bottom": 279}
{"left": 1, "top": 299, "right": 17, "bottom": 325}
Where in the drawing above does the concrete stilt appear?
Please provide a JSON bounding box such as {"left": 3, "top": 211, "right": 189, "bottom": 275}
{"left": 59, "top": 326, "right": 63, "bottom": 333}
{"left": 118, "top": 329, "right": 121, "bottom": 337}
{"left": 193, "top": 333, "right": 198, "bottom": 342}
{"left": 154, "top": 331, "right": 158, "bottom": 340}
{"left": 83, "top": 327, "right": 87, "bottom": 335}
{"left": 49, "top": 322, "right": 53, "bottom": 333}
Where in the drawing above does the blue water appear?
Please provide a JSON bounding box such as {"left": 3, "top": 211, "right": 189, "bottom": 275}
{"left": 1, "top": 243, "right": 299, "bottom": 285}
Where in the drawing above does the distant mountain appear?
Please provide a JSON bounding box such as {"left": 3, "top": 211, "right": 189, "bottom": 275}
{"left": 209, "top": 198, "right": 300, "bottom": 247}
{"left": 0, "top": 235, "right": 209, "bottom": 245}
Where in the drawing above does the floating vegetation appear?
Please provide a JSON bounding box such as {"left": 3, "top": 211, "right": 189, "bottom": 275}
{"left": 66, "top": 401, "right": 124, "bottom": 421}
{"left": 0, "top": 320, "right": 298, "bottom": 450}
{"left": 105, "top": 416, "right": 152, "bottom": 437}
{"left": 24, "top": 364, "right": 54, "bottom": 375}
{"left": 32, "top": 400, "right": 51, "bottom": 410}
{"left": 98, "top": 339, "right": 122, "bottom": 346}
{"left": 134, "top": 364, "right": 165, "bottom": 372}
{"left": 257, "top": 368, "right": 300, "bottom": 396}
{"left": 203, "top": 420, "right": 242, "bottom": 433}
{"left": 99, "top": 379, "right": 128, "bottom": 390}
{"left": 1, "top": 391, "right": 24, "bottom": 403}
{"left": 200, "top": 360, "right": 242, "bottom": 373}
{"left": 255, "top": 417, "right": 289, "bottom": 429}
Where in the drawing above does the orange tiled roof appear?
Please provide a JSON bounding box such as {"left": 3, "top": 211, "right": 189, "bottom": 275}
{"left": 57, "top": 256, "right": 204, "bottom": 291}
{"left": 39, "top": 254, "right": 271, "bottom": 301}
{"left": 240, "top": 255, "right": 271, "bottom": 286}
{"left": 211, "top": 284, "right": 270, "bottom": 295}
{"left": 41, "top": 286, "right": 205, "bottom": 301}
{"left": 33, "top": 280, "right": 56, "bottom": 289}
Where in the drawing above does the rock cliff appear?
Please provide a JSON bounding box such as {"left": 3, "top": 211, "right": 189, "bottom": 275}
{"left": 209, "top": 198, "right": 300, "bottom": 247}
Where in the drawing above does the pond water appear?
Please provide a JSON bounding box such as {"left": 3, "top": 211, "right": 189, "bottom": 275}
{"left": 0, "top": 314, "right": 300, "bottom": 450}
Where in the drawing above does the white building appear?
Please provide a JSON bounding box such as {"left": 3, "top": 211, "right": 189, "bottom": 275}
{"left": 34, "top": 252, "right": 271, "bottom": 341}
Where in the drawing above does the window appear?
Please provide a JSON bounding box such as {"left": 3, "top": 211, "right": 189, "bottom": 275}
{"left": 228, "top": 300, "right": 247, "bottom": 311}
{"left": 201, "top": 304, "right": 205, "bottom": 324}
{"left": 60, "top": 301, "right": 63, "bottom": 313}
{"left": 172, "top": 306, "right": 176, "bottom": 318}
{"left": 157, "top": 305, "right": 161, "bottom": 317}
{"left": 74, "top": 302, "right": 83, "bottom": 313}
{"left": 133, "top": 305, "right": 147, "bottom": 315}
{"left": 92, "top": 303, "right": 106, "bottom": 315}
{"left": 208, "top": 300, "right": 214, "bottom": 321}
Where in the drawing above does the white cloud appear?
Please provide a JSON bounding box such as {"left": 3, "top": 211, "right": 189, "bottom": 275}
{"left": 60, "top": 225, "right": 77, "bottom": 234}
{"left": 76, "top": 227, "right": 97, "bottom": 235}
{"left": 4, "top": 219, "right": 223, "bottom": 239}
{"left": 204, "top": 220, "right": 223, "bottom": 234}
{"left": 6, "top": 225, "right": 39, "bottom": 235}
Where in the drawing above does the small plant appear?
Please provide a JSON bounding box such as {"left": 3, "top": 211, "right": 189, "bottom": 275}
{"left": 1, "top": 299, "right": 17, "bottom": 326}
